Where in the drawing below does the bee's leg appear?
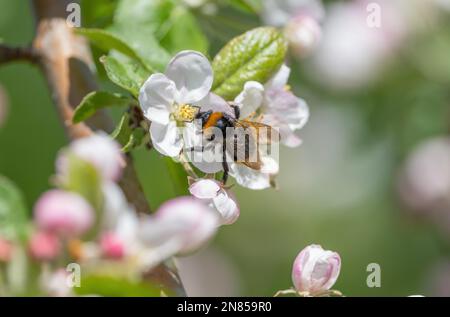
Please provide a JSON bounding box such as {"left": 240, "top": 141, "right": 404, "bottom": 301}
{"left": 221, "top": 138, "right": 229, "bottom": 185}
{"left": 185, "top": 146, "right": 204, "bottom": 153}
{"left": 230, "top": 103, "right": 240, "bottom": 119}
{"left": 222, "top": 161, "right": 229, "bottom": 185}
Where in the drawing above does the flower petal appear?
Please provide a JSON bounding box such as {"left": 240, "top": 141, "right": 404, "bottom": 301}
{"left": 265, "top": 64, "right": 291, "bottom": 90}
{"left": 213, "top": 190, "right": 240, "bottom": 225}
{"left": 229, "top": 163, "right": 271, "bottom": 190}
{"left": 139, "top": 197, "right": 218, "bottom": 254}
{"left": 165, "top": 50, "right": 213, "bottom": 104}
{"left": 261, "top": 156, "right": 280, "bottom": 174}
{"left": 189, "top": 179, "right": 221, "bottom": 199}
{"left": 198, "top": 93, "right": 235, "bottom": 117}
{"left": 289, "top": 97, "right": 310, "bottom": 130}
{"left": 150, "top": 121, "right": 183, "bottom": 157}
{"left": 234, "top": 81, "right": 264, "bottom": 119}
{"left": 139, "top": 73, "right": 176, "bottom": 125}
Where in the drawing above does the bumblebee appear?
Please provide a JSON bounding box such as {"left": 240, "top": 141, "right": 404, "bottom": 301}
{"left": 194, "top": 104, "right": 278, "bottom": 184}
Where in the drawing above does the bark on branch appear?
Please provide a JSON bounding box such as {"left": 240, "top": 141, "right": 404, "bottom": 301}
{"left": 30, "top": 0, "right": 185, "bottom": 296}
{"left": 0, "top": 44, "right": 38, "bottom": 65}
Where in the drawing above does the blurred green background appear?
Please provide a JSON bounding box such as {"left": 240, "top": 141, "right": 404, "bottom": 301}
{"left": 1, "top": 0, "right": 449, "bottom": 296}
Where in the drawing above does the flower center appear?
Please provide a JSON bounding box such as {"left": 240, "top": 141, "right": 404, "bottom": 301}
{"left": 173, "top": 103, "right": 200, "bottom": 123}
{"left": 284, "top": 85, "right": 292, "bottom": 92}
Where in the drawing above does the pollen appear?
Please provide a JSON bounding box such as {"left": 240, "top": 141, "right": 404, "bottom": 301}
{"left": 174, "top": 103, "right": 199, "bottom": 122}
{"left": 284, "top": 84, "right": 292, "bottom": 92}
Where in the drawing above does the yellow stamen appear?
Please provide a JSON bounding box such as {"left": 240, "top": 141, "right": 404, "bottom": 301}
{"left": 174, "top": 103, "right": 199, "bottom": 122}
{"left": 284, "top": 84, "right": 292, "bottom": 92}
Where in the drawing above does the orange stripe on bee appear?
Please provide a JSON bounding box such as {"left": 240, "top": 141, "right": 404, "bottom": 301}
{"left": 203, "top": 112, "right": 224, "bottom": 129}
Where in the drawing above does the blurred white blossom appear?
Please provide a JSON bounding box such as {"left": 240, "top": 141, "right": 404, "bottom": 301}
{"left": 57, "top": 133, "right": 124, "bottom": 181}
{"left": 261, "top": 0, "right": 324, "bottom": 58}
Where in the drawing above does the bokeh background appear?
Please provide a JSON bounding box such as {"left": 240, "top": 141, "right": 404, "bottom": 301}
{"left": 1, "top": 0, "right": 450, "bottom": 296}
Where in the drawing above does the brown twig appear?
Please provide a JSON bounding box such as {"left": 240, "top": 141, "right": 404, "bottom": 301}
{"left": 30, "top": 0, "right": 185, "bottom": 295}
{"left": 0, "top": 44, "right": 38, "bottom": 65}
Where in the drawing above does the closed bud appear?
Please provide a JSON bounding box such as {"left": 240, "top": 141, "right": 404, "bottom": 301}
{"left": 100, "top": 232, "right": 125, "bottom": 260}
{"left": 292, "top": 244, "right": 341, "bottom": 295}
{"left": 285, "top": 14, "right": 322, "bottom": 58}
{"left": 34, "top": 190, "right": 94, "bottom": 237}
{"left": 28, "top": 231, "right": 61, "bottom": 261}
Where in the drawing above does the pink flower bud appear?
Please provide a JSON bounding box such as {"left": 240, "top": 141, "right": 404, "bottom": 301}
{"left": 100, "top": 232, "right": 125, "bottom": 260}
{"left": 285, "top": 14, "right": 322, "bottom": 58}
{"left": 34, "top": 190, "right": 94, "bottom": 237}
{"left": 292, "top": 244, "right": 341, "bottom": 295}
{"left": 140, "top": 196, "right": 218, "bottom": 255}
{"left": 28, "top": 231, "right": 61, "bottom": 261}
{"left": 0, "top": 238, "right": 13, "bottom": 262}
{"left": 58, "top": 133, "right": 124, "bottom": 181}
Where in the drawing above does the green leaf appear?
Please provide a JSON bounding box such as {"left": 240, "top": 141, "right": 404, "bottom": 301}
{"left": 62, "top": 156, "right": 103, "bottom": 212}
{"left": 111, "top": 112, "right": 133, "bottom": 145}
{"left": 164, "top": 158, "right": 188, "bottom": 196}
{"left": 73, "top": 91, "right": 132, "bottom": 123}
{"left": 122, "top": 127, "right": 147, "bottom": 153}
{"left": 81, "top": 0, "right": 118, "bottom": 28}
{"left": 159, "top": 6, "right": 208, "bottom": 54}
{"left": 229, "top": 0, "right": 260, "bottom": 14}
{"left": 109, "top": 25, "right": 172, "bottom": 72}
{"left": 114, "top": 0, "right": 173, "bottom": 31}
{"left": 111, "top": 113, "right": 147, "bottom": 152}
{"left": 0, "top": 176, "right": 28, "bottom": 241}
{"left": 76, "top": 28, "right": 146, "bottom": 65}
{"left": 212, "top": 27, "right": 288, "bottom": 100}
{"left": 74, "top": 275, "right": 162, "bottom": 297}
{"left": 101, "top": 55, "right": 151, "bottom": 97}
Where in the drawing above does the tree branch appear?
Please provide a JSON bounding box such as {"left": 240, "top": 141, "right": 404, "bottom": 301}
{"left": 0, "top": 44, "right": 38, "bottom": 65}
{"left": 30, "top": 0, "right": 185, "bottom": 296}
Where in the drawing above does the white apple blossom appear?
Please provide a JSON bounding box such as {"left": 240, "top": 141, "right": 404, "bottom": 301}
{"left": 189, "top": 179, "right": 240, "bottom": 225}
{"left": 235, "top": 64, "right": 309, "bottom": 148}
{"left": 227, "top": 64, "right": 308, "bottom": 190}
{"left": 139, "top": 197, "right": 218, "bottom": 258}
{"left": 139, "top": 50, "right": 213, "bottom": 157}
{"left": 99, "top": 190, "right": 219, "bottom": 270}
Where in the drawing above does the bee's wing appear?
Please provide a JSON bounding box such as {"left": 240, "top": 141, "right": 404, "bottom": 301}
{"left": 235, "top": 120, "right": 280, "bottom": 145}
{"left": 224, "top": 121, "right": 264, "bottom": 170}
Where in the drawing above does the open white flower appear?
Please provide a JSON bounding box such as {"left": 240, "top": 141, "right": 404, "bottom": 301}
{"left": 226, "top": 65, "right": 307, "bottom": 190}
{"left": 139, "top": 50, "right": 213, "bottom": 157}
{"left": 235, "top": 64, "right": 309, "bottom": 148}
{"left": 189, "top": 179, "right": 240, "bottom": 225}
